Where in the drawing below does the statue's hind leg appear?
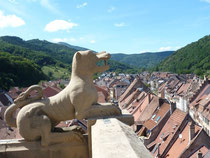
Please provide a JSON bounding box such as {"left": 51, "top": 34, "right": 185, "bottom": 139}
{"left": 38, "top": 115, "right": 85, "bottom": 146}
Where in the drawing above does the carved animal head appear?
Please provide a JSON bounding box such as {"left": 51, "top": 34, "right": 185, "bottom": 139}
{"left": 72, "top": 50, "right": 111, "bottom": 75}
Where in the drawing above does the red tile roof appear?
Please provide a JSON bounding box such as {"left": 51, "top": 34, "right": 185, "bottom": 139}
{"left": 176, "top": 82, "right": 191, "bottom": 96}
{"left": 143, "top": 102, "right": 170, "bottom": 130}
{"left": 97, "top": 91, "right": 106, "bottom": 103}
{"left": 188, "top": 145, "right": 209, "bottom": 158}
{"left": 149, "top": 109, "right": 187, "bottom": 156}
{"left": 95, "top": 85, "right": 109, "bottom": 99}
{"left": 132, "top": 94, "right": 154, "bottom": 122}
{"left": 166, "top": 123, "right": 201, "bottom": 158}
{"left": 120, "top": 89, "right": 141, "bottom": 109}
{"left": 43, "top": 86, "right": 61, "bottom": 97}
{"left": 119, "top": 77, "right": 147, "bottom": 102}
{"left": 136, "top": 95, "right": 160, "bottom": 123}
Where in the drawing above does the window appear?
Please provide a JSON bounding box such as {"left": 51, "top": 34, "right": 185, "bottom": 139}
{"left": 155, "top": 116, "right": 161, "bottom": 122}
{"left": 152, "top": 114, "right": 156, "bottom": 120}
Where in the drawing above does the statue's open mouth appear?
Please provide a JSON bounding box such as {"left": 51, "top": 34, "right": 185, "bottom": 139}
{"left": 96, "top": 51, "right": 111, "bottom": 72}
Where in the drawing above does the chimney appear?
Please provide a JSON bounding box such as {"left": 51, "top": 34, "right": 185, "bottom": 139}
{"left": 169, "top": 102, "right": 175, "bottom": 115}
{"left": 160, "top": 88, "right": 165, "bottom": 99}
{"left": 155, "top": 143, "right": 160, "bottom": 158}
{"left": 189, "top": 121, "right": 195, "bottom": 145}
{"left": 197, "top": 151, "right": 202, "bottom": 158}
{"left": 148, "top": 93, "right": 151, "bottom": 103}
{"left": 148, "top": 93, "right": 151, "bottom": 104}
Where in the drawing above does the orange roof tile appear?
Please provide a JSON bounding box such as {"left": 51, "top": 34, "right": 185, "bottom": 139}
{"left": 119, "top": 77, "right": 147, "bottom": 102}
{"left": 120, "top": 89, "right": 141, "bottom": 109}
{"left": 143, "top": 102, "right": 170, "bottom": 130}
{"left": 191, "top": 84, "right": 210, "bottom": 106}
{"left": 97, "top": 91, "right": 106, "bottom": 103}
{"left": 132, "top": 94, "right": 153, "bottom": 122}
{"left": 43, "top": 86, "right": 61, "bottom": 97}
{"left": 95, "top": 85, "right": 109, "bottom": 98}
{"left": 144, "top": 120, "right": 157, "bottom": 130}
{"left": 166, "top": 123, "right": 201, "bottom": 158}
{"left": 189, "top": 145, "right": 209, "bottom": 158}
{"left": 149, "top": 109, "right": 187, "bottom": 156}
{"left": 177, "top": 83, "right": 191, "bottom": 96}
{"left": 136, "top": 95, "right": 160, "bottom": 123}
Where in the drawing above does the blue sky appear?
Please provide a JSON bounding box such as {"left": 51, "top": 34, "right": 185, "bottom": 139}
{"left": 0, "top": 0, "right": 210, "bottom": 54}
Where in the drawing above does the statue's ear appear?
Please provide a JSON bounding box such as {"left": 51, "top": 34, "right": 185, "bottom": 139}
{"left": 75, "top": 52, "right": 81, "bottom": 60}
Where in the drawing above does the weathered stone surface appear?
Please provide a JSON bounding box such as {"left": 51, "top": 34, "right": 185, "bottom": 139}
{"left": 0, "top": 139, "right": 88, "bottom": 158}
{"left": 92, "top": 118, "right": 152, "bottom": 158}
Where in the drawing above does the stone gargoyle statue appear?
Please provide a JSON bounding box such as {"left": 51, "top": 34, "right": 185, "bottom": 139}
{"left": 4, "top": 50, "right": 121, "bottom": 146}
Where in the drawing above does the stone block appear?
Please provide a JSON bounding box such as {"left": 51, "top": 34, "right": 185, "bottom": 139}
{"left": 0, "top": 139, "right": 88, "bottom": 158}
{"left": 91, "top": 118, "right": 152, "bottom": 158}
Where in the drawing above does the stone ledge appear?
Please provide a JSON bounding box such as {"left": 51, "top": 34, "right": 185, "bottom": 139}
{"left": 0, "top": 139, "right": 88, "bottom": 158}
{"left": 92, "top": 118, "right": 152, "bottom": 158}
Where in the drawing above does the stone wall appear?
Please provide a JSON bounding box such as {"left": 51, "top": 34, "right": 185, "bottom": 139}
{"left": 0, "top": 117, "right": 152, "bottom": 158}
{"left": 91, "top": 118, "right": 152, "bottom": 158}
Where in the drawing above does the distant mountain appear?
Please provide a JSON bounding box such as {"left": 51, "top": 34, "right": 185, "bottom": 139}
{"left": 111, "top": 51, "right": 174, "bottom": 68}
{"left": 155, "top": 35, "right": 210, "bottom": 77}
{"left": 0, "top": 36, "right": 77, "bottom": 65}
{"left": 58, "top": 42, "right": 89, "bottom": 51}
{"left": 0, "top": 36, "right": 138, "bottom": 90}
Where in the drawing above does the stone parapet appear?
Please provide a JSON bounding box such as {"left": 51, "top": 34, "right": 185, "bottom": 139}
{"left": 0, "top": 138, "right": 88, "bottom": 158}
{"left": 0, "top": 115, "right": 150, "bottom": 158}
{"left": 91, "top": 118, "right": 152, "bottom": 158}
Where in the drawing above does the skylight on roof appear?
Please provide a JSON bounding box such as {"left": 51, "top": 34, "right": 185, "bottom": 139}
{"left": 155, "top": 116, "right": 161, "bottom": 122}
{"left": 152, "top": 114, "right": 156, "bottom": 120}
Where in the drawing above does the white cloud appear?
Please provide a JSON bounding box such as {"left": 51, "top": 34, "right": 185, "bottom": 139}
{"left": 108, "top": 6, "right": 115, "bottom": 13}
{"left": 77, "top": 2, "right": 87, "bottom": 8}
{"left": 159, "top": 46, "right": 182, "bottom": 51}
{"left": 201, "top": 0, "right": 210, "bottom": 3}
{"left": 0, "top": 10, "right": 25, "bottom": 28}
{"left": 114, "top": 22, "right": 126, "bottom": 27}
{"left": 90, "top": 40, "right": 96, "bottom": 44}
{"left": 45, "top": 20, "right": 78, "bottom": 32}
{"left": 159, "top": 46, "right": 172, "bottom": 51}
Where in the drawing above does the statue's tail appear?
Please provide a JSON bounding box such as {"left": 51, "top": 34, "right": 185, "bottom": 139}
{"left": 4, "top": 103, "right": 20, "bottom": 127}
{"left": 4, "top": 85, "right": 43, "bottom": 127}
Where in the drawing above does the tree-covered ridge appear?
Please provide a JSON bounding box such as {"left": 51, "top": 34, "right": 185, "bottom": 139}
{"left": 111, "top": 51, "right": 174, "bottom": 68}
{"left": 58, "top": 42, "right": 89, "bottom": 51}
{"left": 155, "top": 35, "right": 210, "bottom": 76}
{"left": 0, "top": 36, "right": 140, "bottom": 90}
{"left": 0, "top": 52, "right": 48, "bottom": 90}
{"left": 0, "top": 36, "right": 76, "bottom": 66}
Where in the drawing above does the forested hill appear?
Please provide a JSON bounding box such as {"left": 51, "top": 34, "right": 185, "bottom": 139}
{"left": 0, "top": 36, "right": 77, "bottom": 65}
{"left": 0, "top": 52, "right": 48, "bottom": 90}
{"left": 155, "top": 35, "right": 210, "bottom": 76}
{"left": 58, "top": 42, "right": 89, "bottom": 51}
{"left": 111, "top": 51, "right": 174, "bottom": 68}
{"left": 0, "top": 36, "right": 137, "bottom": 90}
